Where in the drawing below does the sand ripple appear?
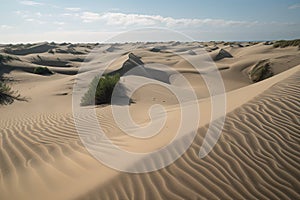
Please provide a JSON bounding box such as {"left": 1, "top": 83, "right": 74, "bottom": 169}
{"left": 80, "top": 71, "right": 300, "bottom": 199}
{"left": 0, "top": 71, "right": 299, "bottom": 199}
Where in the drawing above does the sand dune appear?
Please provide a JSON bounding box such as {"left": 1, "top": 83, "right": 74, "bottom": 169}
{"left": 72, "top": 68, "right": 300, "bottom": 200}
{"left": 4, "top": 42, "right": 55, "bottom": 55}
{"left": 0, "top": 41, "right": 299, "bottom": 199}
{"left": 214, "top": 49, "right": 233, "bottom": 61}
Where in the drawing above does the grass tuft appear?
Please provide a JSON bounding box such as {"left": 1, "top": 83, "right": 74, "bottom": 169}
{"left": 33, "top": 67, "right": 53, "bottom": 75}
{"left": 81, "top": 74, "right": 120, "bottom": 106}
{"left": 0, "top": 80, "right": 26, "bottom": 105}
{"left": 0, "top": 54, "right": 14, "bottom": 63}
{"left": 273, "top": 39, "right": 300, "bottom": 48}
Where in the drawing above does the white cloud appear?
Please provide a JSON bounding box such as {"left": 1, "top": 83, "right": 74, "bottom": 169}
{"left": 14, "top": 10, "right": 29, "bottom": 18}
{"left": 79, "top": 12, "right": 257, "bottom": 28}
{"left": 288, "top": 4, "right": 300, "bottom": 9}
{"left": 65, "top": 7, "right": 81, "bottom": 12}
{"left": 100, "top": 13, "right": 158, "bottom": 26}
{"left": 35, "top": 12, "right": 42, "bottom": 17}
{"left": 81, "top": 12, "right": 102, "bottom": 22}
{"left": 53, "top": 21, "right": 65, "bottom": 26}
{"left": 1, "top": 25, "right": 13, "bottom": 29}
{"left": 15, "top": 10, "right": 55, "bottom": 24}
{"left": 111, "top": 8, "right": 120, "bottom": 11}
{"left": 25, "top": 18, "right": 45, "bottom": 24}
{"left": 14, "top": 11, "right": 22, "bottom": 15}
{"left": 20, "top": 1, "right": 43, "bottom": 6}
{"left": 15, "top": 10, "right": 49, "bottom": 18}
{"left": 62, "top": 13, "right": 72, "bottom": 17}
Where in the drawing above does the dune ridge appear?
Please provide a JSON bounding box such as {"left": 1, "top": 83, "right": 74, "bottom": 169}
{"left": 80, "top": 69, "right": 300, "bottom": 200}
{"left": 0, "top": 68, "right": 299, "bottom": 200}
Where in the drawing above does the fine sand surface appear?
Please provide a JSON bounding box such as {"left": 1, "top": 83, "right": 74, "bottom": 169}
{"left": 0, "top": 41, "right": 299, "bottom": 199}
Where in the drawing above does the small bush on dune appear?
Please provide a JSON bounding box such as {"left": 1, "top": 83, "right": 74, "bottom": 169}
{"left": 33, "top": 67, "right": 53, "bottom": 75}
{"left": 81, "top": 74, "right": 120, "bottom": 106}
{"left": 273, "top": 39, "right": 300, "bottom": 48}
{"left": 0, "top": 81, "right": 26, "bottom": 105}
{"left": 0, "top": 54, "right": 14, "bottom": 63}
{"left": 248, "top": 60, "right": 273, "bottom": 83}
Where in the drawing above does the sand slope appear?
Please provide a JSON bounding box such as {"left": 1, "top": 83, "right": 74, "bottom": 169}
{"left": 0, "top": 42, "right": 299, "bottom": 199}
{"left": 78, "top": 68, "right": 300, "bottom": 200}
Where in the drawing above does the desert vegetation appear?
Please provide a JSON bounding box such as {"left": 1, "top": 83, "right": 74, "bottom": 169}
{"left": 273, "top": 39, "right": 300, "bottom": 48}
{"left": 0, "top": 54, "right": 14, "bottom": 63}
{"left": 248, "top": 60, "right": 273, "bottom": 82}
{"left": 33, "top": 67, "right": 53, "bottom": 75}
{"left": 81, "top": 74, "right": 120, "bottom": 106}
{"left": 0, "top": 79, "right": 25, "bottom": 105}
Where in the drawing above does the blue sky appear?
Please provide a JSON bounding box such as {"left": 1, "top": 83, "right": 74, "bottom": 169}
{"left": 0, "top": 0, "right": 299, "bottom": 43}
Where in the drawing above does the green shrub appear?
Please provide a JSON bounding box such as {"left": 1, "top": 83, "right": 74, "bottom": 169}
{"left": 0, "top": 81, "right": 25, "bottom": 105}
{"left": 33, "top": 67, "right": 53, "bottom": 75}
{"left": 248, "top": 60, "right": 273, "bottom": 82}
{"left": 0, "top": 54, "right": 13, "bottom": 63}
{"left": 273, "top": 39, "right": 300, "bottom": 48}
{"left": 81, "top": 74, "right": 120, "bottom": 106}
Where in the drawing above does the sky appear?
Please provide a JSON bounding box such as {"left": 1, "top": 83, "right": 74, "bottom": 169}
{"left": 0, "top": 0, "right": 300, "bottom": 43}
